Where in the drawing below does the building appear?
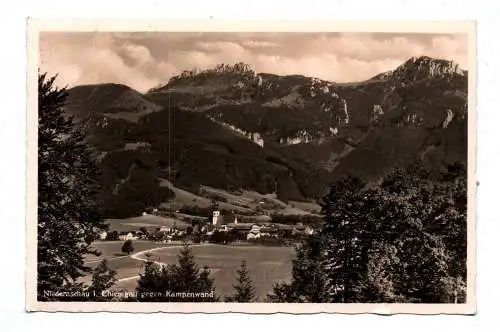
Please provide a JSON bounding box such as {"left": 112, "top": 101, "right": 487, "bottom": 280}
{"left": 212, "top": 210, "right": 221, "bottom": 225}
{"left": 159, "top": 226, "right": 171, "bottom": 233}
{"left": 118, "top": 232, "right": 137, "bottom": 241}
{"left": 292, "top": 223, "right": 315, "bottom": 236}
{"left": 249, "top": 224, "right": 261, "bottom": 235}
{"left": 304, "top": 225, "right": 314, "bottom": 235}
{"left": 246, "top": 224, "right": 261, "bottom": 240}
{"left": 99, "top": 231, "right": 107, "bottom": 240}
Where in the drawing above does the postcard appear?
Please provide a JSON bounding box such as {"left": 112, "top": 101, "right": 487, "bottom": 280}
{"left": 26, "top": 18, "right": 476, "bottom": 314}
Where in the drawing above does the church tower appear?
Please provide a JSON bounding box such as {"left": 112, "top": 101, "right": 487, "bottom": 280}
{"left": 212, "top": 210, "right": 221, "bottom": 225}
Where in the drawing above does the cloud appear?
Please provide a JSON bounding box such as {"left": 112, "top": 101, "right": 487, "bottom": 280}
{"left": 40, "top": 33, "right": 160, "bottom": 92}
{"left": 39, "top": 32, "right": 468, "bottom": 92}
{"left": 122, "top": 43, "right": 153, "bottom": 66}
{"left": 242, "top": 40, "right": 279, "bottom": 48}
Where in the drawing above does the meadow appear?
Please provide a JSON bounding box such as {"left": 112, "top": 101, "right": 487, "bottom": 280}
{"left": 85, "top": 241, "right": 295, "bottom": 301}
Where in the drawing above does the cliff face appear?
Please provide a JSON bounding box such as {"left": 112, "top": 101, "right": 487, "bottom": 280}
{"left": 373, "top": 56, "right": 466, "bottom": 83}
{"left": 65, "top": 56, "right": 468, "bottom": 217}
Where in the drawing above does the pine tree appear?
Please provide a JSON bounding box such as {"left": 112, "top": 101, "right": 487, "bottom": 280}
{"left": 37, "top": 72, "right": 106, "bottom": 301}
{"left": 266, "top": 282, "right": 294, "bottom": 303}
{"left": 121, "top": 240, "right": 134, "bottom": 255}
{"left": 136, "top": 242, "right": 216, "bottom": 302}
{"left": 87, "top": 259, "right": 117, "bottom": 301}
{"left": 166, "top": 243, "right": 216, "bottom": 299}
{"left": 320, "top": 176, "right": 375, "bottom": 303}
{"left": 267, "top": 234, "right": 328, "bottom": 303}
{"left": 267, "top": 163, "right": 467, "bottom": 304}
{"left": 136, "top": 260, "right": 170, "bottom": 302}
{"left": 226, "top": 260, "right": 256, "bottom": 302}
{"left": 166, "top": 243, "right": 202, "bottom": 290}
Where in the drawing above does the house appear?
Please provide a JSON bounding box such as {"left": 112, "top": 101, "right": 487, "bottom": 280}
{"left": 99, "top": 230, "right": 107, "bottom": 240}
{"left": 260, "top": 224, "right": 278, "bottom": 233}
{"left": 259, "top": 225, "right": 278, "bottom": 238}
{"left": 159, "top": 226, "right": 171, "bottom": 233}
{"left": 292, "top": 223, "right": 315, "bottom": 236}
{"left": 249, "top": 224, "right": 261, "bottom": 234}
{"left": 118, "top": 232, "right": 137, "bottom": 241}
{"left": 223, "top": 222, "right": 262, "bottom": 240}
{"left": 247, "top": 232, "right": 260, "bottom": 240}
{"left": 304, "top": 225, "right": 314, "bottom": 235}
{"left": 135, "top": 230, "right": 147, "bottom": 240}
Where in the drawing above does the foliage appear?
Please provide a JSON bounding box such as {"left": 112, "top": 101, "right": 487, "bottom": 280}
{"left": 269, "top": 162, "right": 467, "bottom": 303}
{"left": 267, "top": 234, "right": 328, "bottom": 302}
{"left": 87, "top": 259, "right": 117, "bottom": 301}
{"left": 37, "top": 72, "right": 107, "bottom": 301}
{"left": 105, "top": 230, "right": 119, "bottom": 241}
{"left": 225, "top": 260, "right": 256, "bottom": 302}
{"left": 100, "top": 151, "right": 175, "bottom": 218}
{"left": 136, "top": 242, "right": 217, "bottom": 302}
{"left": 270, "top": 214, "right": 324, "bottom": 227}
{"left": 209, "top": 230, "right": 233, "bottom": 244}
{"left": 139, "top": 227, "right": 149, "bottom": 237}
{"left": 121, "top": 240, "right": 134, "bottom": 255}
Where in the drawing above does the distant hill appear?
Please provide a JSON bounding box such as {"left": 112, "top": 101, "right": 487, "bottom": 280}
{"left": 64, "top": 57, "right": 468, "bottom": 218}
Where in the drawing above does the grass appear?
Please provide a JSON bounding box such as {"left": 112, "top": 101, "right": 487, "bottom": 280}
{"left": 105, "top": 215, "right": 191, "bottom": 233}
{"left": 84, "top": 241, "right": 295, "bottom": 301}
{"left": 159, "top": 179, "right": 319, "bottom": 218}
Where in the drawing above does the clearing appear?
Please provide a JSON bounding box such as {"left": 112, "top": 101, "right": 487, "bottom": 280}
{"left": 85, "top": 241, "right": 295, "bottom": 301}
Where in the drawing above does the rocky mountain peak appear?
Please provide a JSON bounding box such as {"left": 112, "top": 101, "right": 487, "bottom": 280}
{"left": 394, "top": 56, "right": 465, "bottom": 81}
{"left": 150, "top": 62, "right": 258, "bottom": 93}
{"left": 372, "top": 56, "right": 465, "bottom": 83}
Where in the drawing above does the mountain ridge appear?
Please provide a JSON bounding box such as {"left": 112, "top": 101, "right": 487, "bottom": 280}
{"left": 64, "top": 56, "right": 468, "bottom": 218}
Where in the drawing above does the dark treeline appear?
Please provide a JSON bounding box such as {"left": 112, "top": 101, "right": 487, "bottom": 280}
{"left": 268, "top": 162, "right": 467, "bottom": 303}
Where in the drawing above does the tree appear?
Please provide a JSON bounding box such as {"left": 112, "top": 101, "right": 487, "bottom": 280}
{"left": 37, "top": 72, "right": 106, "bottom": 301}
{"left": 136, "top": 260, "right": 169, "bottom": 302}
{"left": 87, "top": 259, "right": 117, "bottom": 301}
{"left": 267, "top": 234, "right": 328, "bottom": 303}
{"left": 210, "top": 230, "right": 231, "bottom": 244}
{"left": 105, "top": 230, "right": 119, "bottom": 241}
{"left": 267, "top": 162, "right": 468, "bottom": 304}
{"left": 226, "top": 260, "right": 256, "bottom": 302}
{"left": 319, "top": 176, "right": 376, "bottom": 303}
{"left": 375, "top": 162, "right": 467, "bottom": 303}
{"left": 121, "top": 240, "right": 134, "bottom": 255}
{"left": 136, "top": 242, "right": 217, "bottom": 302}
{"left": 139, "top": 227, "right": 149, "bottom": 237}
{"left": 165, "top": 243, "right": 215, "bottom": 295}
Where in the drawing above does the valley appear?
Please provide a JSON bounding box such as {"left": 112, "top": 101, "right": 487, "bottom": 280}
{"left": 64, "top": 57, "right": 467, "bottom": 221}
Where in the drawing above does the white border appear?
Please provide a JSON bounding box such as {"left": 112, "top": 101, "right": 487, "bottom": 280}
{"left": 25, "top": 18, "right": 477, "bottom": 314}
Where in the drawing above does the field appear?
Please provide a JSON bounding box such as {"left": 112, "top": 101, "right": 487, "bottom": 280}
{"left": 105, "top": 214, "right": 191, "bottom": 233}
{"left": 159, "top": 179, "right": 321, "bottom": 216}
{"left": 85, "top": 241, "right": 295, "bottom": 301}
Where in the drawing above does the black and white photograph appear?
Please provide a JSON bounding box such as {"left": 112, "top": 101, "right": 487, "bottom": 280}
{"left": 26, "top": 20, "right": 476, "bottom": 313}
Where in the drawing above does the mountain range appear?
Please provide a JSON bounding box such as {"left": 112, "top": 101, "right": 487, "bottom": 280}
{"left": 62, "top": 56, "right": 468, "bottom": 218}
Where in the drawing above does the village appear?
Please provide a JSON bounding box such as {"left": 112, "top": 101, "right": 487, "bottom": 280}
{"left": 100, "top": 203, "right": 317, "bottom": 246}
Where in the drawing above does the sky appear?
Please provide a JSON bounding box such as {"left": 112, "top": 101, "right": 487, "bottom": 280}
{"left": 39, "top": 32, "right": 469, "bottom": 93}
